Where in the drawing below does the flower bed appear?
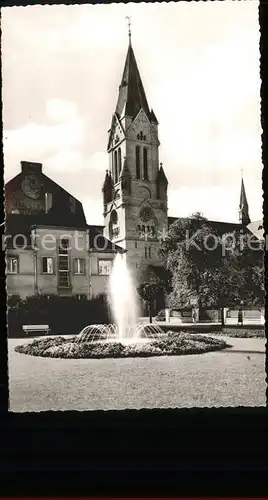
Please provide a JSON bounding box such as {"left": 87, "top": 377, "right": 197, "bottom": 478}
{"left": 14, "top": 331, "right": 230, "bottom": 359}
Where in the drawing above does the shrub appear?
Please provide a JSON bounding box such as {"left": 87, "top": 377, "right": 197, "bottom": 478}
{"left": 155, "top": 309, "right": 166, "bottom": 321}
{"left": 8, "top": 294, "right": 111, "bottom": 337}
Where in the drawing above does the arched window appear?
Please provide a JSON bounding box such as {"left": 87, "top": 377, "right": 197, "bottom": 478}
{"left": 136, "top": 146, "right": 141, "bottom": 179}
{"left": 143, "top": 148, "right": 148, "bottom": 180}
{"left": 114, "top": 151, "right": 118, "bottom": 183}
{"left": 118, "top": 148, "right": 122, "bottom": 176}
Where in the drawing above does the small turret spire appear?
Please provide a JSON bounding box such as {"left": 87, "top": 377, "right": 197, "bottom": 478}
{"left": 239, "top": 174, "right": 250, "bottom": 226}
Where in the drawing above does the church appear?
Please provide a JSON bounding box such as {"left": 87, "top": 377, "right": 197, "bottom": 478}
{"left": 101, "top": 31, "right": 262, "bottom": 284}
{"left": 5, "top": 31, "right": 262, "bottom": 303}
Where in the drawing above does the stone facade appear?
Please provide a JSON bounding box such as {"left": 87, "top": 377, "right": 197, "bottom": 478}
{"left": 5, "top": 223, "right": 117, "bottom": 300}
{"left": 103, "top": 43, "right": 168, "bottom": 287}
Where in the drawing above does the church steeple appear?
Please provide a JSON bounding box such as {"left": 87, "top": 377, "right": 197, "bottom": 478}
{"left": 104, "top": 25, "right": 167, "bottom": 284}
{"left": 239, "top": 176, "right": 250, "bottom": 226}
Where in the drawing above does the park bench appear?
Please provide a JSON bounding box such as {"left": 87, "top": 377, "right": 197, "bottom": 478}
{"left": 22, "top": 325, "right": 50, "bottom": 336}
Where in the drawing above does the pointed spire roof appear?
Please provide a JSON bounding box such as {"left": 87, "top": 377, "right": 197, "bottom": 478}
{"left": 156, "top": 163, "right": 168, "bottom": 185}
{"left": 239, "top": 177, "right": 248, "bottom": 211}
{"left": 115, "top": 41, "right": 151, "bottom": 120}
{"left": 239, "top": 176, "right": 250, "bottom": 225}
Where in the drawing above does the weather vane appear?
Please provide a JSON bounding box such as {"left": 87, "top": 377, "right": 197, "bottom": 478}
{"left": 126, "top": 16, "right": 131, "bottom": 43}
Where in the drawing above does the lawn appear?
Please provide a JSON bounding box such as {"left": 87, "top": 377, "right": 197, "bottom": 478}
{"left": 8, "top": 336, "right": 266, "bottom": 412}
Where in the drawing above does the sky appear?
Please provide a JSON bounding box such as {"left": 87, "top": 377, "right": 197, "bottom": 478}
{"left": 2, "top": 1, "right": 262, "bottom": 225}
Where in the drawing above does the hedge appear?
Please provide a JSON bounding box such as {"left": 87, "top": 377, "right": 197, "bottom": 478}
{"left": 7, "top": 294, "right": 110, "bottom": 337}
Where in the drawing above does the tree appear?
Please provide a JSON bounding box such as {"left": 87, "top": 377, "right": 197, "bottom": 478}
{"left": 159, "top": 213, "right": 264, "bottom": 323}
{"left": 137, "top": 281, "right": 163, "bottom": 323}
{"left": 159, "top": 213, "right": 222, "bottom": 308}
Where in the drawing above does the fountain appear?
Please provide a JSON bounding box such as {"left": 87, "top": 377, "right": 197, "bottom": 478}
{"left": 15, "top": 256, "right": 229, "bottom": 359}
{"left": 76, "top": 253, "right": 165, "bottom": 344}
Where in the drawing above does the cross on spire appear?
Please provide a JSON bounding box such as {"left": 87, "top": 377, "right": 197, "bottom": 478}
{"left": 126, "top": 16, "right": 131, "bottom": 44}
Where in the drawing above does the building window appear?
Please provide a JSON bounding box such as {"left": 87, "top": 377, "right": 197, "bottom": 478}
{"left": 118, "top": 148, "right": 122, "bottom": 176}
{"left": 148, "top": 247, "right": 151, "bottom": 258}
{"left": 59, "top": 238, "right": 70, "bottom": 253}
{"left": 6, "top": 256, "right": 18, "bottom": 274}
{"left": 58, "top": 255, "right": 69, "bottom": 271}
{"left": 73, "top": 258, "right": 85, "bottom": 275}
{"left": 114, "top": 150, "right": 118, "bottom": 183}
{"left": 135, "top": 241, "right": 138, "bottom": 249}
{"left": 145, "top": 247, "right": 147, "bottom": 258}
{"left": 136, "top": 146, "right": 141, "bottom": 179}
{"left": 143, "top": 148, "right": 148, "bottom": 180}
{"left": 58, "top": 238, "right": 70, "bottom": 288}
{"left": 98, "top": 259, "right": 112, "bottom": 276}
{"left": 42, "top": 257, "right": 54, "bottom": 274}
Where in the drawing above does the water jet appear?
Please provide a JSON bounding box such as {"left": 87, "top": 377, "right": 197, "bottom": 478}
{"left": 76, "top": 254, "right": 165, "bottom": 344}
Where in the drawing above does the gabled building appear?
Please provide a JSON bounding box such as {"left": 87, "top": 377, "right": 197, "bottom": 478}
{"left": 5, "top": 161, "right": 124, "bottom": 300}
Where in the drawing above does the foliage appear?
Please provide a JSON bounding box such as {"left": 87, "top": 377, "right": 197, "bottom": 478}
{"left": 137, "top": 280, "right": 165, "bottom": 322}
{"left": 15, "top": 331, "right": 229, "bottom": 358}
{"left": 155, "top": 309, "right": 166, "bottom": 321}
{"left": 159, "top": 213, "right": 264, "bottom": 309}
{"left": 137, "top": 281, "right": 163, "bottom": 303}
{"left": 7, "top": 294, "right": 111, "bottom": 337}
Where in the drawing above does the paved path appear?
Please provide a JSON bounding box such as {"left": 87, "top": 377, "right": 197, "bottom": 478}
{"left": 8, "top": 336, "right": 266, "bottom": 412}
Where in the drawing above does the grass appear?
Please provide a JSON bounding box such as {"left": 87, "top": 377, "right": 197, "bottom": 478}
{"left": 208, "top": 327, "right": 265, "bottom": 338}
{"left": 14, "top": 331, "right": 230, "bottom": 359}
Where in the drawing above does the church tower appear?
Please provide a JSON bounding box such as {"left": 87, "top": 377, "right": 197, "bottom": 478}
{"left": 103, "top": 26, "right": 168, "bottom": 284}
{"left": 239, "top": 176, "right": 251, "bottom": 226}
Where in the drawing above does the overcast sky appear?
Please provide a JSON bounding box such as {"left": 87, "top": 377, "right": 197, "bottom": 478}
{"left": 2, "top": 1, "right": 262, "bottom": 225}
